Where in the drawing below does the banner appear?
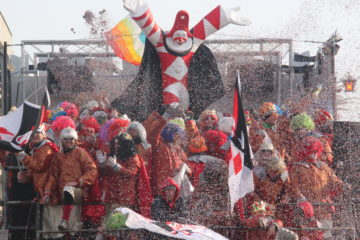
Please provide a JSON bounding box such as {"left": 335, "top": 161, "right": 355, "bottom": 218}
{"left": 114, "top": 208, "right": 228, "bottom": 240}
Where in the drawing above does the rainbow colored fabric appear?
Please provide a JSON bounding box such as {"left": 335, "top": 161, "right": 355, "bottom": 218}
{"left": 105, "top": 15, "right": 146, "bottom": 66}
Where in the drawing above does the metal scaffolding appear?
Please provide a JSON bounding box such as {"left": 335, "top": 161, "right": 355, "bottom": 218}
{"left": 17, "top": 38, "right": 294, "bottom": 106}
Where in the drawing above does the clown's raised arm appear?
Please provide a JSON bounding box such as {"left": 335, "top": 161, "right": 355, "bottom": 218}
{"left": 123, "top": 0, "right": 251, "bottom": 49}
{"left": 123, "top": 0, "right": 162, "bottom": 47}
{"left": 191, "top": 5, "right": 251, "bottom": 42}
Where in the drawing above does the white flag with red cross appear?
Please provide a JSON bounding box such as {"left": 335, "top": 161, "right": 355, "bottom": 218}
{"left": 228, "top": 70, "right": 254, "bottom": 211}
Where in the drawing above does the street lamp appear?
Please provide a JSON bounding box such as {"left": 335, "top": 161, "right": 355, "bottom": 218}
{"left": 342, "top": 74, "right": 357, "bottom": 92}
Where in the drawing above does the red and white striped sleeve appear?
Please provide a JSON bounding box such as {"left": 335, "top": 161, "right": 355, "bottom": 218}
{"left": 191, "top": 5, "right": 230, "bottom": 41}
{"left": 131, "top": 4, "right": 162, "bottom": 47}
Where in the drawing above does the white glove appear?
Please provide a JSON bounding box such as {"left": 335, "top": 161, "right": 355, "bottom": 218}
{"left": 226, "top": 6, "right": 251, "bottom": 26}
{"left": 16, "top": 151, "right": 27, "bottom": 162}
{"left": 95, "top": 150, "right": 107, "bottom": 164}
{"left": 123, "top": 0, "right": 145, "bottom": 14}
{"left": 106, "top": 156, "right": 121, "bottom": 171}
{"left": 259, "top": 217, "right": 270, "bottom": 229}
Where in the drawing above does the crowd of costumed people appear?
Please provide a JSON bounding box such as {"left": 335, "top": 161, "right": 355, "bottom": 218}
{"left": 0, "top": 94, "right": 353, "bottom": 240}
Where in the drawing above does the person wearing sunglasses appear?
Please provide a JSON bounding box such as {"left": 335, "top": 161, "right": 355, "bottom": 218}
{"left": 44, "top": 127, "right": 98, "bottom": 232}
{"left": 16, "top": 125, "right": 61, "bottom": 238}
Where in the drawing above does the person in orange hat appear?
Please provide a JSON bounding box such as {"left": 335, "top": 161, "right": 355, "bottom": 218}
{"left": 249, "top": 102, "right": 281, "bottom": 155}
{"left": 16, "top": 125, "right": 62, "bottom": 239}
{"left": 183, "top": 119, "right": 199, "bottom": 154}
{"left": 187, "top": 136, "right": 222, "bottom": 187}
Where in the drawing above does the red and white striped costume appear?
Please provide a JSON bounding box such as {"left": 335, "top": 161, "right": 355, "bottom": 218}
{"left": 131, "top": 5, "right": 231, "bottom": 110}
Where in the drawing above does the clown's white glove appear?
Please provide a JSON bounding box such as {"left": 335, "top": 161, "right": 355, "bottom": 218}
{"left": 226, "top": 6, "right": 251, "bottom": 26}
{"left": 106, "top": 156, "right": 121, "bottom": 172}
{"left": 123, "top": 0, "right": 146, "bottom": 15}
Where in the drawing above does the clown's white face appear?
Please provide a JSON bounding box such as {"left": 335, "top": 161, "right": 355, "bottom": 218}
{"left": 166, "top": 30, "right": 193, "bottom": 54}
{"left": 173, "top": 30, "right": 188, "bottom": 45}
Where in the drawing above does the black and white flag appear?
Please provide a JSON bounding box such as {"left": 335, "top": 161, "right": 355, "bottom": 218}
{"left": 0, "top": 89, "right": 50, "bottom": 152}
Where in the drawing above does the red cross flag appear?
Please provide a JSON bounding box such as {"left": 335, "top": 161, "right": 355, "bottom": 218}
{"left": 228, "top": 70, "right": 254, "bottom": 211}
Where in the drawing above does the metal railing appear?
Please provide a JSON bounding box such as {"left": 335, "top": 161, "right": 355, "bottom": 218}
{"left": 1, "top": 197, "right": 357, "bottom": 240}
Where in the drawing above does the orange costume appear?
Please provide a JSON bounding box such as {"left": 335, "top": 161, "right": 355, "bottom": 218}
{"left": 289, "top": 161, "right": 344, "bottom": 220}
{"left": 253, "top": 170, "right": 293, "bottom": 222}
{"left": 253, "top": 170, "right": 290, "bottom": 206}
{"left": 22, "top": 141, "right": 59, "bottom": 204}
{"left": 45, "top": 147, "right": 98, "bottom": 199}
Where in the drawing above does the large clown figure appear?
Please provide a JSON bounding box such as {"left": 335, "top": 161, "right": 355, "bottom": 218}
{"left": 112, "top": 0, "right": 251, "bottom": 120}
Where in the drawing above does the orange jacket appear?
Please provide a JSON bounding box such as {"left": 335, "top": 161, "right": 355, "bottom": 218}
{"left": 289, "top": 161, "right": 344, "bottom": 219}
{"left": 22, "top": 141, "right": 59, "bottom": 204}
{"left": 45, "top": 147, "right": 98, "bottom": 200}
{"left": 253, "top": 170, "right": 291, "bottom": 206}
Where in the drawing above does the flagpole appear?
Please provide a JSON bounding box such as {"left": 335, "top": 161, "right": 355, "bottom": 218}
{"left": 236, "top": 69, "right": 241, "bottom": 96}
{"left": 2, "top": 42, "right": 9, "bottom": 115}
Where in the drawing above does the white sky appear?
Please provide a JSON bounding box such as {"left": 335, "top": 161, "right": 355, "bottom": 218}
{"left": 2, "top": 0, "right": 304, "bottom": 44}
